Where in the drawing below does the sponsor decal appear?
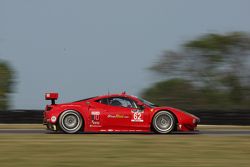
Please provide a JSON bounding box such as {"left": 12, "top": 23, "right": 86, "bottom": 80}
{"left": 91, "top": 111, "right": 100, "bottom": 125}
{"left": 51, "top": 116, "right": 57, "bottom": 123}
{"left": 131, "top": 110, "right": 144, "bottom": 122}
{"left": 107, "top": 114, "right": 129, "bottom": 119}
{"left": 90, "top": 125, "right": 101, "bottom": 128}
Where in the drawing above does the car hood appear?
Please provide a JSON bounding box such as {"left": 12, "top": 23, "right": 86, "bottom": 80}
{"left": 152, "top": 106, "right": 199, "bottom": 120}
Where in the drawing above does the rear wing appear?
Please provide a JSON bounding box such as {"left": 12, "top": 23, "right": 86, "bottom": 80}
{"left": 45, "top": 93, "right": 59, "bottom": 105}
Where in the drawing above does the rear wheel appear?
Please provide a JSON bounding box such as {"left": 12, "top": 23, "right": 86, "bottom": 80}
{"left": 152, "top": 111, "right": 175, "bottom": 134}
{"left": 59, "top": 110, "right": 83, "bottom": 134}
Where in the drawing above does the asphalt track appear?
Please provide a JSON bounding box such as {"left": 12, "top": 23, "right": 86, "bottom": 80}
{"left": 0, "top": 129, "right": 250, "bottom": 135}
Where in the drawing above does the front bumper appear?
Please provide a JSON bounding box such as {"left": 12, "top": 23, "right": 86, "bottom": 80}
{"left": 177, "top": 118, "right": 200, "bottom": 131}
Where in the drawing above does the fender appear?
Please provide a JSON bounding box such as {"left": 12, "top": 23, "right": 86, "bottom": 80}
{"left": 59, "top": 104, "right": 88, "bottom": 129}
{"left": 150, "top": 107, "right": 196, "bottom": 125}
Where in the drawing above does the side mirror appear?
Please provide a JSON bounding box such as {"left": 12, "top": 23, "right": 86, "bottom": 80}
{"left": 137, "top": 102, "right": 145, "bottom": 110}
{"left": 138, "top": 105, "right": 145, "bottom": 110}
{"left": 137, "top": 101, "right": 143, "bottom": 106}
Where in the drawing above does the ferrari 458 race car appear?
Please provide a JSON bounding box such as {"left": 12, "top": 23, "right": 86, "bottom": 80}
{"left": 43, "top": 92, "right": 200, "bottom": 134}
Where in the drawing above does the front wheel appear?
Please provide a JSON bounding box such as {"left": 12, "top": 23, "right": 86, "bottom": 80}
{"left": 152, "top": 111, "right": 175, "bottom": 134}
{"left": 59, "top": 110, "right": 83, "bottom": 134}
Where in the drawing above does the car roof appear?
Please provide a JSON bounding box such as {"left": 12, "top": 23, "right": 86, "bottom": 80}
{"left": 76, "top": 92, "right": 136, "bottom": 102}
{"left": 95, "top": 93, "right": 132, "bottom": 99}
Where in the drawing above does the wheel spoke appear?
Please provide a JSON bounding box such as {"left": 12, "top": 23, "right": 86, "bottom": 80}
{"left": 64, "top": 115, "right": 78, "bottom": 129}
{"left": 156, "top": 115, "right": 171, "bottom": 129}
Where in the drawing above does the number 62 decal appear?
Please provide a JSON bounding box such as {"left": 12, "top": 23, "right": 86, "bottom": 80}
{"left": 131, "top": 111, "right": 144, "bottom": 122}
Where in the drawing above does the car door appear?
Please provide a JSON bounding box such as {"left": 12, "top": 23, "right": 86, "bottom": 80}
{"left": 105, "top": 97, "right": 148, "bottom": 131}
{"left": 86, "top": 100, "right": 108, "bottom": 131}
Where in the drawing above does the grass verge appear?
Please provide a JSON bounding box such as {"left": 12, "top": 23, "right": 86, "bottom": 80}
{"left": 0, "top": 134, "right": 249, "bottom": 167}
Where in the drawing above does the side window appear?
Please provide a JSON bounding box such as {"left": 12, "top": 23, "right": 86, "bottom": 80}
{"left": 108, "top": 97, "right": 137, "bottom": 108}
{"left": 96, "top": 98, "right": 109, "bottom": 105}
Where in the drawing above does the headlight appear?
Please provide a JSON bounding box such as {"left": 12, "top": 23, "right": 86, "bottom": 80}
{"left": 193, "top": 119, "right": 196, "bottom": 124}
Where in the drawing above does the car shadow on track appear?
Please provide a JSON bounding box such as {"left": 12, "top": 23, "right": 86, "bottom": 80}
{"left": 46, "top": 130, "right": 200, "bottom": 135}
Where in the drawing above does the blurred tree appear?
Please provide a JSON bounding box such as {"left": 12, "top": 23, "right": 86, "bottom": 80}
{"left": 141, "top": 79, "right": 198, "bottom": 109}
{"left": 143, "top": 32, "right": 250, "bottom": 109}
{"left": 0, "top": 60, "right": 15, "bottom": 110}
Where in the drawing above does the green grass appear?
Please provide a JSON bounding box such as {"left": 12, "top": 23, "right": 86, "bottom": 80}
{"left": 0, "top": 134, "right": 249, "bottom": 167}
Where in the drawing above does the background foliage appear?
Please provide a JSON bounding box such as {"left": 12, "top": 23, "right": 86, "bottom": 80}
{"left": 0, "top": 60, "right": 15, "bottom": 110}
{"left": 142, "top": 32, "right": 250, "bottom": 109}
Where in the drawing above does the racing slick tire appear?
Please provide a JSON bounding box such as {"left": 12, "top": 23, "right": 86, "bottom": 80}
{"left": 152, "top": 111, "right": 175, "bottom": 134}
{"left": 59, "top": 110, "right": 83, "bottom": 134}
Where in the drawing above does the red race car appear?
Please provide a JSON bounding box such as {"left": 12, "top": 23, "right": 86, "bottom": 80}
{"left": 43, "top": 92, "right": 200, "bottom": 134}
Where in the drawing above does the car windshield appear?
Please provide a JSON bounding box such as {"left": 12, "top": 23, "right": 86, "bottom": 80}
{"left": 137, "top": 97, "right": 159, "bottom": 108}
